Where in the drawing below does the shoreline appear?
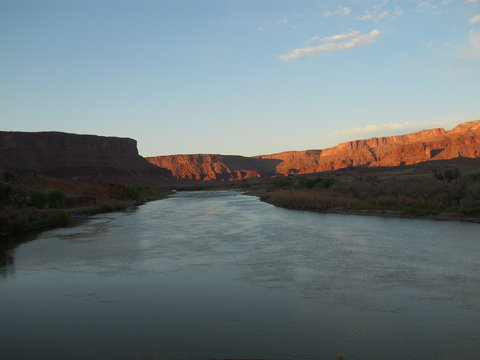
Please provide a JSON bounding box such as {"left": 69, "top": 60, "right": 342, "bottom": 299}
{"left": 0, "top": 193, "right": 170, "bottom": 239}
{"left": 247, "top": 191, "right": 480, "bottom": 224}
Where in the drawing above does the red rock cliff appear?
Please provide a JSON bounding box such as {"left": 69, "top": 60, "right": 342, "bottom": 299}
{"left": 256, "top": 120, "right": 480, "bottom": 175}
{"left": 147, "top": 120, "right": 480, "bottom": 180}
{"left": 145, "top": 154, "right": 280, "bottom": 181}
{"left": 0, "top": 131, "right": 174, "bottom": 184}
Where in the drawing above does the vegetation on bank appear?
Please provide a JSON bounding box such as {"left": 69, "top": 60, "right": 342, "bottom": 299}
{"left": 246, "top": 167, "right": 480, "bottom": 220}
{"left": 0, "top": 174, "right": 169, "bottom": 237}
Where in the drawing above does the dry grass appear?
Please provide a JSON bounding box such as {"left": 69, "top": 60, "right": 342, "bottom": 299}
{"left": 252, "top": 166, "right": 480, "bottom": 218}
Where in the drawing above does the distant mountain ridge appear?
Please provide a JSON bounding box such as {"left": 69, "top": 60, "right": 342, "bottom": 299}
{"left": 146, "top": 120, "right": 480, "bottom": 181}
{"left": 0, "top": 131, "right": 174, "bottom": 185}
{"left": 145, "top": 154, "right": 281, "bottom": 181}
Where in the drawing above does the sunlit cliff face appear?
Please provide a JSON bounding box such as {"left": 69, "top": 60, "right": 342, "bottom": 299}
{"left": 146, "top": 120, "right": 480, "bottom": 180}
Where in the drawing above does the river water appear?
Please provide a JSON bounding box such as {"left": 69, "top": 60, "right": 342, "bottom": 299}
{"left": 1, "top": 191, "right": 479, "bottom": 360}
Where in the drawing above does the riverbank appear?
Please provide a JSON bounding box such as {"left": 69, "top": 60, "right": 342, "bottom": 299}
{"left": 256, "top": 194, "right": 480, "bottom": 223}
{"left": 243, "top": 164, "right": 480, "bottom": 224}
{"left": 0, "top": 174, "right": 171, "bottom": 238}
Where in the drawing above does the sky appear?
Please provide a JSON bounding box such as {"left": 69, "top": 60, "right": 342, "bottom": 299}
{"left": 1, "top": 0, "right": 480, "bottom": 156}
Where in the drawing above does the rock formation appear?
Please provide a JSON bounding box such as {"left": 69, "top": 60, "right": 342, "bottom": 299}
{"left": 145, "top": 154, "right": 280, "bottom": 181}
{"left": 147, "top": 120, "right": 480, "bottom": 180}
{"left": 0, "top": 131, "right": 174, "bottom": 184}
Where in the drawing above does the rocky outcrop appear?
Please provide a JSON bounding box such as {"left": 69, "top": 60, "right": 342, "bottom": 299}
{"left": 147, "top": 120, "right": 480, "bottom": 180}
{"left": 145, "top": 154, "right": 280, "bottom": 181}
{"left": 256, "top": 120, "right": 480, "bottom": 175}
{"left": 0, "top": 131, "right": 174, "bottom": 185}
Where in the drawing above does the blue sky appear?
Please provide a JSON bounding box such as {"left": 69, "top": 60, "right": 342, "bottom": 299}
{"left": 1, "top": 0, "right": 479, "bottom": 156}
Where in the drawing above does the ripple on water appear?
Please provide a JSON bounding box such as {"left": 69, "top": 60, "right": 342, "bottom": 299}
{"left": 1, "top": 191, "right": 480, "bottom": 360}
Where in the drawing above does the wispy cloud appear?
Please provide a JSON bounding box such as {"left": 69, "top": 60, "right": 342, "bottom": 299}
{"left": 307, "top": 31, "right": 363, "bottom": 44}
{"left": 466, "top": 0, "right": 479, "bottom": 4}
{"left": 323, "top": 7, "right": 352, "bottom": 18}
{"left": 358, "top": 10, "right": 390, "bottom": 21}
{"left": 470, "top": 14, "right": 480, "bottom": 23}
{"left": 330, "top": 122, "right": 426, "bottom": 139}
{"left": 357, "top": 5, "right": 403, "bottom": 21}
{"left": 279, "top": 29, "right": 381, "bottom": 61}
{"left": 418, "top": 1, "right": 439, "bottom": 10}
{"left": 374, "top": 0, "right": 390, "bottom": 9}
{"left": 457, "top": 31, "right": 480, "bottom": 60}
{"left": 323, "top": 30, "right": 361, "bottom": 42}
{"left": 328, "top": 117, "right": 478, "bottom": 140}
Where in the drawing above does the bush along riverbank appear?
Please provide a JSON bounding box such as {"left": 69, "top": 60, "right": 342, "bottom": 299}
{"left": 245, "top": 167, "right": 480, "bottom": 222}
{"left": 0, "top": 174, "right": 171, "bottom": 238}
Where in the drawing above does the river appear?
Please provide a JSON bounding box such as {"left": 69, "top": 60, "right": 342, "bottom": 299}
{"left": 1, "top": 191, "right": 479, "bottom": 360}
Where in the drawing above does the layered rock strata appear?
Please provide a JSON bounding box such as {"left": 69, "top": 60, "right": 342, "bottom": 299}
{"left": 145, "top": 154, "right": 280, "bottom": 181}
{"left": 147, "top": 120, "right": 480, "bottom": 180}
{"left": 0, "top": 131, "right": 174, "bottom": 184}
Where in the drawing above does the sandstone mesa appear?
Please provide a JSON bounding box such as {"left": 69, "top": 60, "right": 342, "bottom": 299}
{"left": 146, "top": 120, "right": 480, "bottom": 181}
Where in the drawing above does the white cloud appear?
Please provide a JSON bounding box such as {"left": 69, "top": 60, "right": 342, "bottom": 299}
{"left": 277, "top": 18, "right": 288, "bottom": 24}
{"left": 310, "top": 32, "right": 368, "bottom": 44}
{"left": 419, "top": 1, "right": 439, "bottom": 9}
{"left": 257, "top": 26, "right": 264, "bottom": 31}
{"left": 329, "top": 117, "right": 478, "bottom": 140}
{"left": 357, "top": 8, "right": 403, "bottom": 21}
{"left": 307, "top": 35, "right": 321, "bottom": 43}
{"left": 457, "top": 31, "right": 480, "bottom": 60}
{"left": 323, "top": 7, "right": 352, "bottom": 18}
{"left": 358, "top": 12, "right": 376, "bottom": 21}
{"left": 466, "top": 0, "right": 479, "bottom": 4}
{"left": 331, "top": 122, "right": 421, "bottom": 138}
{"left": 374, "top": 0, "right": 390, "bottom": 9}
{"left": 323, "top": 30, "right": 361, "bottom": 42}
{"left": 279, "top": 29, "right": 381, "bottom": 61}
{"left": 378, "top": 10, "right": 390, "bottom": 18}
{"left": 470, "top": 14, "right": 480, "bottom": 23}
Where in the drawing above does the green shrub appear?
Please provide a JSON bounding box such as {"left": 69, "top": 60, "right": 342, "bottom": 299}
{"left": 0, "top": 183, "right": 27, "bottom": 209}
{"left": 470, "top": 173, "right": 480, "bottom": 181}
{"left": 47, "top": 190, "right": 66, "bottom": 208}
{"left": 13, "top": 210, "right": 70, "bottom": 233}
{"left": 273, "top": 178, "right": 294, "bottom": 189}
{"left": 0, "top": 183, "right": 14, "bottom": 208}
{"left": 298, "top": 178, "right": 317, "bottom": 189}
{"left": 297, "top": 177, "right": 335, "bottom": 189}
{"left": 29, "top": 191, "right": 48, "bottom": 208}
{"left": 117, "top": 185, "right": 153, "bottom": 201}
{"left": 321, "top": 177, "right": 335, "bottom": 188}
{"left": 459, "top": 206, "right": 480, "bottom": 216}
{"left": 434, "top": 168, "right": 460, "bottom": 182}
{"left": 401, "top": 206, "right": 439, "bottom": 216}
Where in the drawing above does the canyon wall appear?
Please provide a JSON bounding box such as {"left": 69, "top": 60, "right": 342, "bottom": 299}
{"left": 0, "top": 131, "right": 174, "bottom": 185}
{"left": 145, "top": 154, "right": 280, "bottom": 181}
{"left": 147, "top": 120, "right": 480, "bottom": 180}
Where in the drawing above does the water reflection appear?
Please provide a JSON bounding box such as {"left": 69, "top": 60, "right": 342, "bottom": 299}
{"left": 1, "top": 191, "right": 479, "bottom": 360}
{"left": 0, "top": 232, "right": 39, "bottom": 279}
{"left": 0, "top": 248, "right": 14, "bottom": 278}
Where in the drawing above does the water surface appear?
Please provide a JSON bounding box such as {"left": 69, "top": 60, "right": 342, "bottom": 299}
{"left": 1, "top": 191, "right": 479, "bottom": 360}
